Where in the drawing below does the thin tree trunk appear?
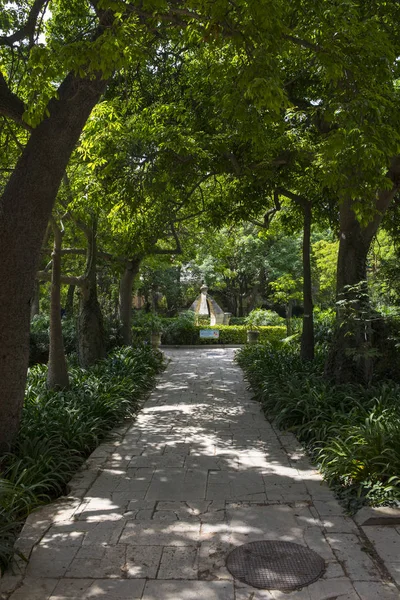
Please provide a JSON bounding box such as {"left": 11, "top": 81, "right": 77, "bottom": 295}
{"left": 47, "top": 217, "right": 69, "bottom": 390}
{"left": 30, "top": 280, "right": 40, "bottom": 320}
{"left": 301, "top": 202, "right": 314, "bottom": 360}
{"left": 0, "top": 72, "right": 106, "bottom": 450}
{"left": 286, "top": 299, "right": 294, "bottom": 336}
{"left": 77, "top": 219, "right": 106, "bottom": 368}
{"left": 119, "top": 257, "right": 141, "bottom": 346}
{"left": 65, "top": 284, "right": 75, "bottom": 317}
{"left": 238, "top": 291, "right": 244, "bottom": 317}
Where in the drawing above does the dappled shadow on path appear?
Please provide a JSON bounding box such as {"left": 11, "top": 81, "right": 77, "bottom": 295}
{"left": 9, "top": 348, "right": 381, "bottom": 600}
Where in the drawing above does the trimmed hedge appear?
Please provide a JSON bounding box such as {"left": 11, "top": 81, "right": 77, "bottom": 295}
{"left": 136, "top": 322, "right": 287, "bottom": 346}
{"left": 196, "top": 325, "right": 286, "bottom": 345}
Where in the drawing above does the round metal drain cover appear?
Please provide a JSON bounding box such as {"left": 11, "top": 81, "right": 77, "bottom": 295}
{"left": 226, "top": 541, "right": 325, "bottom": 590}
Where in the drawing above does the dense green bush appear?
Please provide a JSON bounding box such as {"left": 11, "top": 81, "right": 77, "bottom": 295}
{"left": 245, "top": 308, "right": 285, "bottom": 326}
{"left": 313, "top": 308, "right": 336, "bottom": 347}
{"left": 0, "top": 345, "right": 164, "bottom": 574}
{"left": 29, "top": 314, "right": 125, "bottom": 365}
{"left": 236, "top": 344, "right": 400, "bottom": 511}
{"left": 229, "top": 316, "right": 246, "bottom": 325}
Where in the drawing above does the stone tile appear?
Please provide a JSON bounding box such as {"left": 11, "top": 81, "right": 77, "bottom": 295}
{"left": 198, "top": 539, "right": 234, "bottom": 580}
{"left": 353, "top": 581, "right": 400, "bottom": 599}
{"left": 82, "top": 520, "right": 126, "bottom": 546}
{"left": 303, "top": 527, "right": 336, "bottom": 561}
{"left": 362, "top": 525, "right": 400, "bottom": 562}
{"left": 49, "top": 578, "right": 93, "bottom": 597}
{"left": 146, "top": 468, "right": 207, "bottom": 501}
{"left": 9, "top": 578, "right": 58, "bottom": 600}
{"left": 120, "top": 520, "right": 201, "bottom": 546}
{"left": 65, "top": 545, "right": 126, "bottom": 578}
{"left": 206, "top": 470, "right": 265, "bottom": 501}
{"left": 306, "top": 578, "right": 357, "bottom": 599}
{"left": 385, "top": 562, "right": 400, "bottom": 586}
{"left": 326, "top": 533, "right": 382, "bottom": 581}
{"left": 142, "top": 580, "right": 234, "bottom": 600}
{"left": 226, "top": 505, "right": 303, "bottom": 541}
{"left": 125, "top": 545, "right": 163, "bottom": 578}
{"left": 313, "top": 499, "right": 344, "bottom": 517}
{"left": 234, "top": 583, "right": 275, "bottom": 599}
{"left": 355, "top": 506, "right": 400, "bottom": 526}
{"left": 128, "top": 454, "right": 184, "bottom": 468}
{"left": 322, "top": 561, "right": 345, "bottom": 578}
{"left": 26, "top": 546, "right": 78, "bottom": 578}
{"left": 157, "top": 546, "right": 199, "bottom": 579}
{"left": 49, "top": 579, "right": 146, "bottom": 599}
{"left": 321, "top": 516, "right": 358, "bottom": 534}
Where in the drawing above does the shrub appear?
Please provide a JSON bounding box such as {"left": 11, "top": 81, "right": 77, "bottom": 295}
{"left": 162, "top": 312, "right": 198, "bottom": 345}
{"left": 313, "top": 308, "right": 336, "bottom": 347}
{"left": 245, "top": 308, "right": 285, "bottom": 327}
{"left": 0, "top": 345, "right": 164, "bottom": 574}
{"left": 230, "top": 316, "right": 246, "bottom": 325}
{"left": 160, "top": 320, "right": 287, "bottom": 346}
{"left": 236, "top": 344, "right": 400, "bottom": 511}
{"left": 29, "top": 315, "right": 127, "bottom": 366}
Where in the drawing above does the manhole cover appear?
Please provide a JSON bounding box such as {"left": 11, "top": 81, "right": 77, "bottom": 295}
{"left": 226, "top": 541, "right": 325, "bottom": 590}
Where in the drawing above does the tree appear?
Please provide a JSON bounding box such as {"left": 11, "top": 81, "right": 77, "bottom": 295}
{"left": 3, "top": 0, "right": 266, "bottom": 447}
{"left": 46, "top": 216, "right": 69, "bottom": 390}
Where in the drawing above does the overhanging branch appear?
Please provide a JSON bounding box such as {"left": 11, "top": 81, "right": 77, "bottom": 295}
{"left": 0, "top": 0, "right": 49, "bottom": 47}
{"left": 0, "top": 73, "right": 28, "bottom": 128}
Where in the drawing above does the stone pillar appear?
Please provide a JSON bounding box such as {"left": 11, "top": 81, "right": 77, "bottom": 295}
{"left": 223, "top": 312, "right": 232, "bottom": 325}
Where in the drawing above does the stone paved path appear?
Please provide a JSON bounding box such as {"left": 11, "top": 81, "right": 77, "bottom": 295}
{"left": 2, "top": 348, "right": 399, "bottom": 600}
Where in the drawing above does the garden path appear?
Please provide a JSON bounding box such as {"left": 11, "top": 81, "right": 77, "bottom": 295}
{"left": 2, "top": 348, "right": 399, "bottom": 600}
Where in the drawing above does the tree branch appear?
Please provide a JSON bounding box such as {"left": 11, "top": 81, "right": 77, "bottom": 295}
{"left": 0, "top": 73, "right": 28, "bottom": 128}
{"left": 150, "top": 222, "right": 182, "bottom": 255}
{"left": 41, "top": 246, "right": 127, "bottom": 264}
{"left": 0, "top": 0, "right": 49, "bottom": 47}
{"left": 249, "top": 190, "right": 282, "bottom": 229}
{"left": 37, "top": 270, "right": 84, "bottom": 286}
{"left": 277, "top": 187, "right": 307, "bottom": 207}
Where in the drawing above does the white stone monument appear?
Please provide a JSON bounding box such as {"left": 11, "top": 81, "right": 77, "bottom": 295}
{"left": 189, "top": 284, "right": 229, "bottom": 325}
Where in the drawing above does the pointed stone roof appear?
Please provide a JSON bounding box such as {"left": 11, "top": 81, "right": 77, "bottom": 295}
{"left": 189, "top": 284, "right": 226, "bottom": 325}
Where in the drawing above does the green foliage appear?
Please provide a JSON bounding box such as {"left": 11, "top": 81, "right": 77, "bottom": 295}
{"left": 245, "top": 309, "right": 284, "bottom": 327}
{"left": 29, "top": 315, "right": 124, "bottom": 366}
{"left": 236, "top": 345, "right": 400, "bottom": 511}
{"left": 160, "top": 317, "right": 286, "bottom": 346}
{"left": 313, "top": 308, "right": 336, "bottom": 347}
{"left": 0, "top": 346, "right": 164, "bottom": 573}
{"left": 312, "top": 239, "right": 338, "bottom": 307}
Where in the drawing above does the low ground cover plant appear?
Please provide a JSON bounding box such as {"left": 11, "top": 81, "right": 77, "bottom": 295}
{"left": 0, "top": 345, "right": 164, "bottom": 574}
{"left": 236, "top": 344, "right": 400, "bottom": 512}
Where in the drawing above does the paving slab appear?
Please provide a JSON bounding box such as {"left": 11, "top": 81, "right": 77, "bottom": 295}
{"left": 4, "top": 348, "right": 399, "bottom": 599}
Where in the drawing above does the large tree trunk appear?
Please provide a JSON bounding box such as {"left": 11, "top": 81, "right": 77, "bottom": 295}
{"left": 30, "top": 280, "right": 40, "bottom": 320}
{"left": 77, "top": 220, "right": 106, "bottom": 368}
{"left": 0, "top": 73, "right": 106, "bottom": 450}
{"left": 300, "top": 202, "right": 314, "bottom": 361}
{"left": 47, "top": 218, "right": 69, "bottom": 390}
{"left": 119, "top": 258, "right": 141, "bottom": 346}
{"left": 325, "top": 164, "right": 400, "bottom": 383}
{"left": 325, "top": 203, "right": 372, "bottom": 383}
